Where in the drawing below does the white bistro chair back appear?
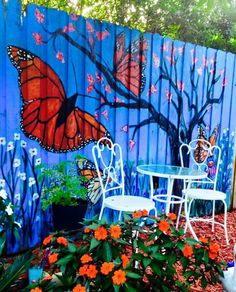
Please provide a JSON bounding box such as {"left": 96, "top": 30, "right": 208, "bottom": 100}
{"left": 179, "top": 138, "right": 229, "bottom": 244}
{"left": 92, "top": 137, "right": 156, "bottom": 220}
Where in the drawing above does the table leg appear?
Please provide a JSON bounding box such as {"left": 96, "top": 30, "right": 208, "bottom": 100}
{"left": 166, "top": 177, "right": 174, "bottom": 214}
{"left": 149, "top": 175, "right": 154, "bottom": 199}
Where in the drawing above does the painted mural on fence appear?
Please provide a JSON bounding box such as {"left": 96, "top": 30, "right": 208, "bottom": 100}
{"left": 0, "top": 0, "right": 235, "bottom": 253}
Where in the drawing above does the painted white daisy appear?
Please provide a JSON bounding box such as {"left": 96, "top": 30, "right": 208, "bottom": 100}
{"left": 29, "top": 177, "right": 36, "bottom": 187}
{"left": 0, "top": 179, "right": 5, "bottom": 187}
{"left": 13, "top": 158, "right": 21, "bottom": 168}
{"left": 5, "top": 204, "right": 13, "bottom": 216}
{"left": 20, "top": 140, "right": 27, "bottom": 148}
{"left": 18, "top": 172, "right": 26, "bottom": 181}
{"left": 0, "top": 189, "right": 7, "bottom": 200}
{"left": 32, "top": 193, "right": 39, "bottom": 200}
{"left": 15, "top": 193, "right": 21, "bottom": 201}
{"left": 14, "top": 133, "right": 20, "bottom": 140}
{"left": 29, "top": 148, "right": 38, "bottom": 157}
{"left": 7, "top": 141, "right": 14, "bottom": 151}
{"left": 35, "top": 158, "right": 41, "bottom": 166}
{"left": 0, "top": 137, "right": 6, "bottom": 145}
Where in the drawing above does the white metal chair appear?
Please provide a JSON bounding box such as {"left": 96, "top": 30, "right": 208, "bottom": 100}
{"left": 92, "top": 137, "right": 156, "bottom": 220}
{"left": 179, "top": 138, "right": 229, "bottom": 244}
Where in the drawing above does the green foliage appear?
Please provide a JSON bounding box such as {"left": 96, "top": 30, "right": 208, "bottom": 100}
{"left": 35, "top": 212, "right": 224, "bottom": 291}
{"left": 0, "top": 251, "right": 33, "bottom": 292}
{"left": 21, "top": 0, "right": 236, "bottom": 53}
{"left": 40, "top": 158, "right": 88, "bottom": 210}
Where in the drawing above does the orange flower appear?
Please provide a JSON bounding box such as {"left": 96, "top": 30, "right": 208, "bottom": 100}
{"left": 110, "top": 225, "right": 122, "bottom": 239}
{"left": 30, "top": 288, "right": 42, "bottom": 292}
{"left": 43, "top": 234, "right": 53, "bottom": 246}
{"left": 84, "top": 228, "right": 91, "bottom": 233}
{"left": 167, "top": 213, "right": 177, "bottom": 221}
{"left": 133, "top": 211, "right": 143, "bottom": 218}
{"left": 121, "top": 254, "right": 129, "bottom": 269}
{"left": 42, "top": 275, "right": 53, "bottom": 281}
{"left": 209, "top": 251, "right": 218, "bottom": 260}
{"left": 87, "top": 264, "right": 98, "bottom": 279}
{"left": 112, "top": 269, "right": 126, "bottom": 285}
{"left": 81, "top": 254, "right": 92, "bottom": 264}
{"left": 101, "top": 262, "right": 115, "bottom": 275}
{"left": 79, "top": 264, "right": 88, "bottom": 276}
{"left": 94, "top": 226, "right": 108, "bottom": 240}
{"left": 209, "top": 242, "right": 219, "bottom": 253}
{"left": 142, "top": 209, "right": 149, "bottom": 216}
{"left": 199, "top": 237, "right": 208, "bottom": 244}
{"left": 182, "top": 244, "right": 193, "bottom": 257}
{"left": 57, "top": 236, "right": 68, "bottom": 247}
{"left": 48, "top": 253, "right": 58, "bottom": 265}
{"left": 72, "top": 284, "right": 86, "bottom": 292}
{"left": 158, "top": 220, "right": 170, "bottom": 233}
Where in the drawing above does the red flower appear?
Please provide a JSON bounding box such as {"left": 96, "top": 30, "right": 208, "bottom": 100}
{"left": 158, "top": 220, "right": 170, "bottom": 233}
{"left": 57, "top": 236, "right": 68, "bottom": 247}
{"left": 112, "top": 269, "right": 126, "bottom": 285}
{"left": 94, "top": 226, "right": 108, "bottom": 240}
{"left": 43, "top": 234, "right": 53, "bottom": 246}
{"left": 182, "top": 244, "right": 193, "bottom": 257}
{"left": 100, "top": 262, "right": 114, "bottom": 275}
{"left": 110, "top": 225, "right": 122, "bottom": 239}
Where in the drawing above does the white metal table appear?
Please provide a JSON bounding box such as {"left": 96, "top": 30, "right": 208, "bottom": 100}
{"left": 136, "top": 164, "right": 207, "bottom": 214}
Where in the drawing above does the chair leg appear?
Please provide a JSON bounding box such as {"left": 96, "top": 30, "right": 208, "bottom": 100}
{"left": 99, "top": 206, "right": 105, "bottom": 220}
{"left": 212, "top": 200, "right": 215, "bottom": 232}
{"left": 118, "top": 211, "right": 122, "bottom": 221}
{"left": 185, "top": 199, "right": 198, "bottom": 241}
{"left": 222, "top": 200, "right": 229, "bottom": 245}
{"left": 176, "top": 200, "right": 183, "bottom": 229}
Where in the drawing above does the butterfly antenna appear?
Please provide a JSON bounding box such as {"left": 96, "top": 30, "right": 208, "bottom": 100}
{"left": 72, "top": 62, "right": 78, "bottom": 93}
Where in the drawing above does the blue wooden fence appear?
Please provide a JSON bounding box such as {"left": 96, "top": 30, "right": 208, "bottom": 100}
{"left": 0, "top": 0, "right": 235, "bottom": 253}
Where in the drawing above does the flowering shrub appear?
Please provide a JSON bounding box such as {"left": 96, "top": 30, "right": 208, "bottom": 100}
{"left": 0, "top": 188, "right": 20, "bottom": 254}
{"left": 0, "top": 134, "right": 46, "bottom": 252}
{"left": 30, "top": 212, "right": 224, "bottom": 291}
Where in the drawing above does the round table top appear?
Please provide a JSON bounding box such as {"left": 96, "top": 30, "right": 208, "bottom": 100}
{"left": 136, "top": 164, "right": 207, "bottom": 180}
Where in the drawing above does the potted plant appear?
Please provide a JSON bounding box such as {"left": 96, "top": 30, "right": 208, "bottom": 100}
{"left": 40, "top": 158, "right": 88, "bottom": 231}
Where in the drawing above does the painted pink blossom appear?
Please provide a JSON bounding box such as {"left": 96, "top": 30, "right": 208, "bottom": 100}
{"left": 197, "top": 67, "right": 203, "bottom": 75}
{"left": 222, "top": 78, "right": 227, "bottom": 87}
{"left": 202, "top": 56, "right": 208, "bottom": 67}
{"left": 105, "top": 85, "right": 111, "bottom": 93}
{"left": 178, "top": 46, "right": 184, "bottom": 55}
{"left": 86, "top": 22, "right": 94, "bottom": 33}
{"left": 102, "top": 110, "right": 108, "bottom": 120}
{"left": 71, "top": 14, "right": 79, "bottom": 21}
{"left": 35, "top": 8, "right": 44, "bottom": 24}
{"left": 96, "top": 73, "right": 103, "bottom": 83}
{"left": 210, "top": 68, "right": 215, "bottom": 74}
{"left": 96, "top": 30, "right": 109, "bottom": 40}
{"left": 32, "top": 33, "right": 42, "bottom": 45}
{"left": 121, "top": 125, "right": 128, "bottom": 132}
{"left": 95, "top": 111, "right": 99, "bottom": 119}
{"left": 129, "top": 139, "right": 135, "bottom": 151}
{"left": 100, "top": 97, "right": 105, "bottom": 103}
{"left": 87, "top": 73, "right": 95, "bottom": 85}
{"left": 210, "top": 57, "right": 215, "bottom": 64}
{"left": 153, "top": 53, "right": 160, "bottom": 68}
{"left": 150, "top": 84, "right": 157, "bottom": 94}
{"left": 56, "top": 51, "right": 65, "bottom": 63}
{"left": 190, "top": 48, "right": 195, "bottom": 55}
{"left": 165, "top": 89, "right": 172, "bottom": 102}
{"left": 114, "top": 97, "right": 124, "bottom": 103}
{"left": 166, "top": 55, "right": 175, "bottom": 65}
{"left": 63, "top": 23, "right": 75, "bottom": 33}
{"left": 177, "top": 81, "right": 185, "bottom": 92}
{"left": 220, "top": 69, "right": 225, "bottom": 76}
{"left": 192, "top": 57, "right": 198, "bottom": 65}
{"left": 162, "top": 42, "right": 169, "bottom": 52}
{"left": 87, "top": 84, "right": 94, "bottom": 94}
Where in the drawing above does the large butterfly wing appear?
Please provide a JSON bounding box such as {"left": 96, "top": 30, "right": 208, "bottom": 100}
{"left": 195, "top": 125, "right": 208, "bottom": 163}
{"left": 113, "top": 32, "right": 147, "bottom": 97}
{"left": 8, "top": 46, "right": 110, "bottom": 152}
{"left": 76, "top": 158, "right": 103, "bottom": 204}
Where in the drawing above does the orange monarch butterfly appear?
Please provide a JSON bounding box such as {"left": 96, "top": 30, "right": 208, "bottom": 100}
{"left": 76, "top": 157, "right": 104, "bottom": 204}
{"left": 113, "top": 32, "right": 148, "bottom": 97}
{"left": 195, "top": 124, "right": 219, "bottom": 163}
{"left": 8, "top": 46, "right": 110, "bottom": 152}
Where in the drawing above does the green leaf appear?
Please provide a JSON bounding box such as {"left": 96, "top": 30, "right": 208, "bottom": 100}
{"left": 126, "top": 271, "right": 142, "bottom": 279}
{"left": 103, "top": 241, "right": 112, "bottom": 262}
{"left": 143, "top": 257, "right": 152, "bottom": 268}
{"left": 124, "top": 283, "right": 138, "bottom": 292}
{"left": 56, "top": 254, "right": 74, "bottom": 266}
{"left": 201, "top": 275, "right": 207, "bottom": 288}
{"left": 68, "top": 243, "right": 77, "bottom": 253}
{"left": 90, "top": 238, "right": 101, "bottom": 250}
{"left": 152, "top": 253, "right": 167, "bottom": 261}
{"left": 113, "top": 284, "right": 120, "bottom": 292}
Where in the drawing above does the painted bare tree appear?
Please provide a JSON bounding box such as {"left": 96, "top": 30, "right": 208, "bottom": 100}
{"left": 36, "top": 11, "right": 226, "bottom": 165}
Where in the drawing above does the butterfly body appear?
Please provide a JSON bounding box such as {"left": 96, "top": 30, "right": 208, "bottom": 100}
{"left": 8, "top": 46, "right": 110, "bottom": 152}
{"left": 56, "top": 93, "right": 78, "bottom": 128}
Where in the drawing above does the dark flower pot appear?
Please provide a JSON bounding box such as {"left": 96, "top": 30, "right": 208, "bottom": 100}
{"left": 52, "top": 199, "right": 88, "bottom": 231}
